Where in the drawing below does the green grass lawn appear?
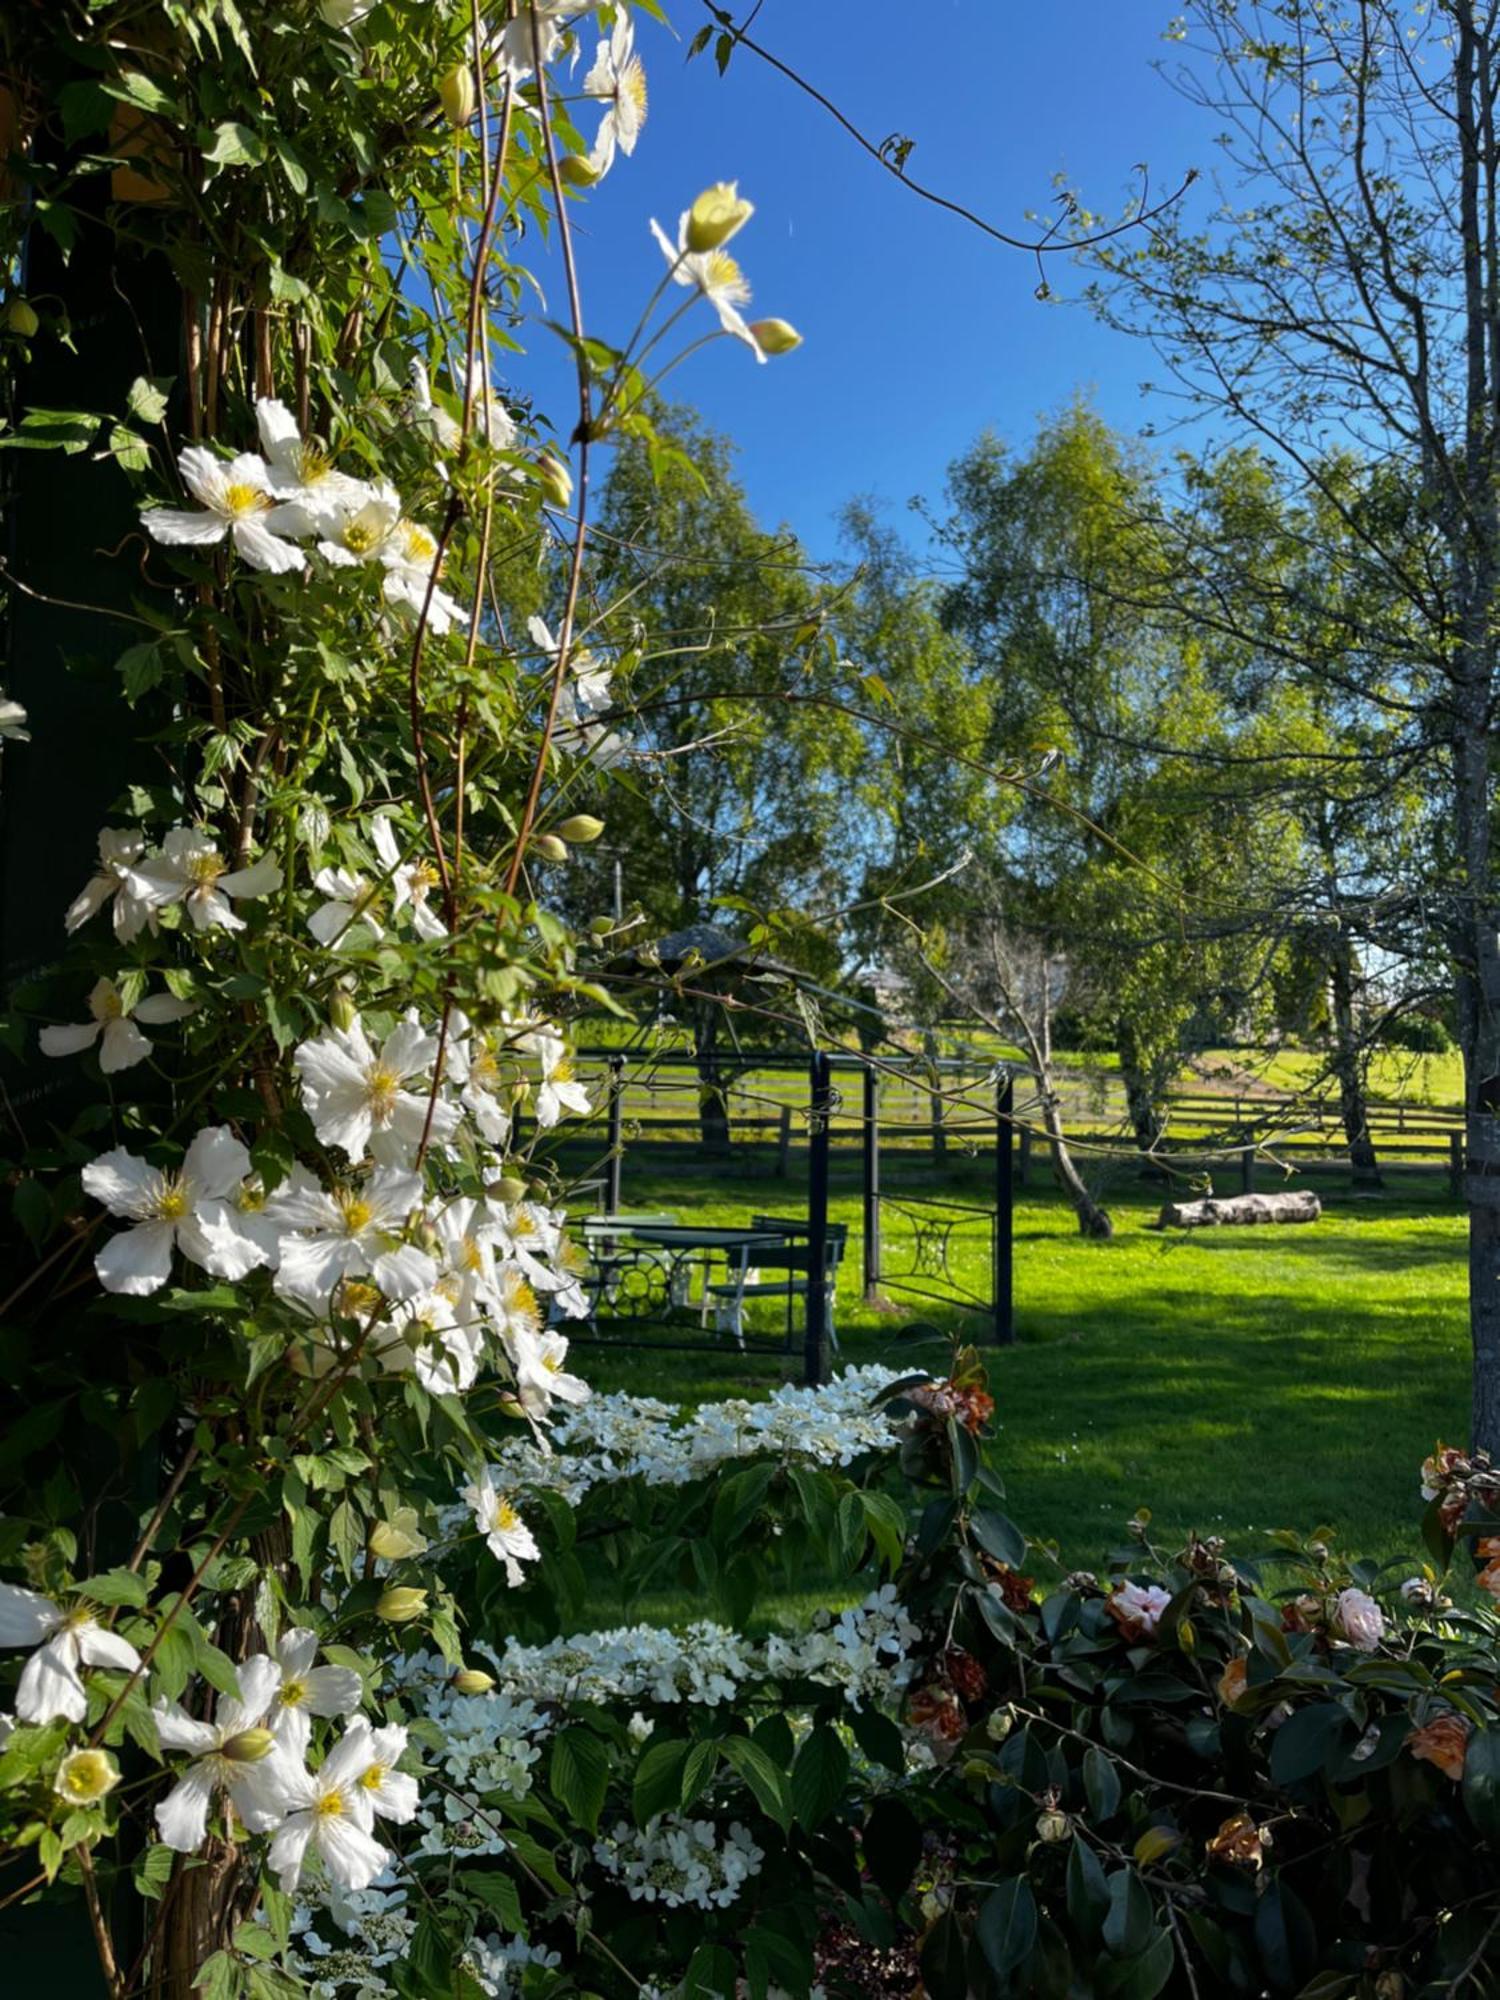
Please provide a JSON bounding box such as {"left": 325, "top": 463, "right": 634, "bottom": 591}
{"left": 571, "top": 1162, "right": 1469, "bottom": 1583}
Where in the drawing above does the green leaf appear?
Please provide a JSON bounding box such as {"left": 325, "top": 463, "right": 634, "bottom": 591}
{"left": 1067, "top": 1834, "right": 1110, "bottom": 1942}
{"left": 790, "top": 1724, "right": 848, "bottom": 1830}
{"left": 848, "top": 1704, "right": 905, "bottom": 1773}
{"left": 203, "top": 121, "right": 264, "bottom": 167}
{"left": 1464, "top": 1724, "right": 1500, "bottom": 1839}
{"left": 977, "top": 1876, "right": 1038, "bottom": 1978}
{"left": 79, "top": 1566, "right": 148, "bottom": 1608}
{"left": 460, "top": 1869, "right": 524, "bottom": 1933}
{"left": 1254, "top": 1878, "right": 1317, "bottom": 1990}
{"left": 1102, "top": 1867, "right": 1153, "bottom": 1958}
{"left": 858, "top": 1489, "right": 908, "bottom": 1570}
{"left": 192, "top": 1952, "right": 242, "bottom": 2000}
{"left": 1268, "top": 1701, "right": 1352, "bottom": 1785}
{"left": 127, "top": 376, "right": 171, "bottom": 425}
{"left": 549, "top": 1726, "right": 609, "bottom": 1835}
{"left": 971, "top": 1506, "right": 1026, "bottom": 1567}
{"left": 633, "top": 1737, "right": 689, "bottom": 1825}
{"left": 1097, "top": 1926, "right": 1174, "bottom": 2000}
{"left": 1084, "top": 1743, "right": 1122, "bottom": 1821}
{"left": 681, "top": 1737, "right": 720, "bottom": 1809}
{"left": 918, "top": 1911, "right": 968, "bottom": 2000}
{"left": 721, "top": 1734, "right": 791, "bottom": 1828}
{"left": 231, "top": 1924, "right": 277, "bottom": 1963}
{"left": 683, "top": 1942, "right": 737, "bottom": 1999}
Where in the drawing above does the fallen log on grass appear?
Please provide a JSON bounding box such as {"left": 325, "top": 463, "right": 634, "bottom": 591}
{"left": 1158, "top": 1190, "right": 1322, "bottom": 1230}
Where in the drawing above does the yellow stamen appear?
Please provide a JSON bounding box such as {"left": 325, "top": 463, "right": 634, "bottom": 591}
{"left": 623, "top": 58, "right": 647, "bottom": 120}
{"left": 343, "top": 517, "right": 381, "bottom": 554}
{"left": 338, "top": 1193, "right": 374, "bottom": 1235}
{"left": 223, "top": 481, "right": 268, "bottom": 517}
{"left": 314, "top": 1791, "right": 345, "bottom": 1819}
{"left": 156, "top": 1179, "right": 189, "bottom": 1222}
{"left": 365, "top": 1063, "right": 403, "bottom": 1119}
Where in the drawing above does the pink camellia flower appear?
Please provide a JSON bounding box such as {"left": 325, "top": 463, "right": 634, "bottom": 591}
{"left": 1105, "top": 1581, "right": 1173, "bottom": 1642}
{"left": 1335, "top": 1587, "right": 1385, "bottom": 1651}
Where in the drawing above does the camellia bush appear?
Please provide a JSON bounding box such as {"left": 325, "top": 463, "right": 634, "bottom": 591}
{"left": 865, "top": 1367, "right": 1500, "bottom": 2000}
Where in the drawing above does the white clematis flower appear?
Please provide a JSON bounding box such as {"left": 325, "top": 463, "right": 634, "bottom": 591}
{"left": 380, "top": 519, "right": 468, "bottom": 634}
{"left": 370, "top": 817, "right": 446, "bottom": 941}
{"left": 584, "top": 7, "right": 647, "bottom": 178}
{"left": 344, "top": 1721, "right": 420, "bottom": 1826}
{"left": 82, "top": 1125, "right": 255, "bottom": 1296}
{"left": 40, "top": 977, "right": 195, "bottom": 1074}
{"left": 378, "top": 1288, "right": 483, "bottom": 1396}
{"left": 266, "top": 1727, "right": 392, "bottom": 1894}
{"left": 0, "top": 1584, "right": 142, "bottom": 1724}
{"left": 184, "top": 1162, "right": 319, "bottom": 1280}
{"left": 490, "top": 1264, "right": 543, "bottom": 1349}
{"left": 294, "top": 1013, "right": 459, "bottom": 1166}
{"left": 309, "top": 864, "right": 381, "bottom": 949}
{"left": 532, "top": 1032, "right": 591, "bottom": 1130}
{"left": 462, "top": 1471, "right": 540, "bottom": 1587}
{"left": 272, "top": 1166, "right": 437, "bottom": 1306}
{"left": 65, "top": 829, "right": 155, "bottom": 940}
{"left": 316, "top": 479, "right": 403, "bottom": 567}
{"left": 153, "top": 1654, "right": 289, "bottom": 1851}
{"left": 142, "top": 447, "right": 307, "bottom": 573}
{"left": 254, "top": 398, "right": 370, "bottom": 532}
{"left": 269, "top": 1628, "right": 364, "bottom": 1756}
{"left": 129, "top": 828, "right": 282, "bottom": 933}
{"left": 493, "top": 0, "right": 591, "bottom": 79}
{"left": 0, "top": 698, "right": 29, "bottom": 741}
{"left": 649, "top": 212, "right": 762, "bottom": 358}
{"left": 526, "top": 614, "right": 613, "bottom": 712}
{"left": 506, "top": 1324, "right": 590, "bottom": 1422}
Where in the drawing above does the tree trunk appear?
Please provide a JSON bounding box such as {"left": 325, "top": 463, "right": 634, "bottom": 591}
{"left": 1455, "top": 708, "right": 1500, "bottom": 1457}
{"left": 1327, "top": 936, "right": 1382, "bottom": 1188}
{"left": 1039, "top": 1086, "right": 1112, "bottom": 1239}
{"left": 693, "top": 1010, "right": 731, "bottom": 1153}
{"left": 1160, "top": 1190, "right": 1321, "bottom": 1229}
{"left": 1116, "top": 1017, "right": 1167, "bottom": 1163}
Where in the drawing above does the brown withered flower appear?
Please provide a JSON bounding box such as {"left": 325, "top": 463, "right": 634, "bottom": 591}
{"left": 907, "top": 1684, "right": 968, "bottom": 1757}
{"left": 1217, "top": 1656, "right": 1249, "bottom": 1708}
{"left": 1206, "top": 1812, "right": 1270, "bottom": 1870}
{"left": 981, "top": 1559, "right": 1037, "bottom": 1614}
{"left": 943, "top": 1646, "right": 988, "bottom": 1703}
{"left": 1406, "top": 1713, "right": 1470, "bottom": 1782}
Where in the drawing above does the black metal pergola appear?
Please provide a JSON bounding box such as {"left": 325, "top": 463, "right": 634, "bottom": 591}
{"left": 579, "top": 1046, "right": 1020, "bottom": 1386}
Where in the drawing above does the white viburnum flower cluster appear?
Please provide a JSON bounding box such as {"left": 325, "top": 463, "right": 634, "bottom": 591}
{"left": 140, "top": 399, "right": 468, "bottom": 631}
{"left": 470, "top": 1364, "right": 904, "bottom": 1507}
{"left": 471, "top": 1585, "right": 919, "bottom": 1716}
{"left": 467, "top": 1933, "right": 565, "bottom": 2000}
{"left": 592, "top": 1814, "right": 765, "bottom": 1910}
{"left": 288, "top": 1879, "right": 418, "bottom": 2000}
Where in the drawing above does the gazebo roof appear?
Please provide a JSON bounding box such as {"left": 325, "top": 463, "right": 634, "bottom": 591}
{"left": 608, "top": 921, "right": 802, "bottom": 984}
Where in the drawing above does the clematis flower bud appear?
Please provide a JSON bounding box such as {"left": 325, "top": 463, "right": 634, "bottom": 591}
{"left": 492, "top": 1177, "right": 528, "bottom": 1205}
{"left": 452, "top": 1667, "right": 495, "bottom": 1696}
{"left": 749, "top": 318, "right": 803, "bottom": 357}
{"left": 552, "top": 814, "right": 604, "bottom": 843}
{"left": 440, "top": 65, "right": 477, "bottom": 128}
{"left": 376, "top": 1586, "right": 428, "bottom": 1624}
{"left": 370, "top": 1513, "right": 428, "bottom": 1561}
{"left": 536, "top": 452, "right": 573, "bottom": 510}
{"left": 1036, "top": 1808, "right": 1071, "bottom": 1842}
{"left": 687, "top": 182, "right": 755, "bottom": 253}
{"left": 328, "top": 989, "right": 359, "bottom": 1031}
{"left": 54, "top": 1748, "right": 120, "bottom": 1804}
{"left": 220, "top": 1728, "right": 275, "bottom": 1765}
{"left": 4, "top": 299, "right": 39, "bottom": 338}
{"left": 558, "top": 153, "right": 602, "bottom": 187}
{"left": 533, "top": 834, "right": 569, "bottom": 862}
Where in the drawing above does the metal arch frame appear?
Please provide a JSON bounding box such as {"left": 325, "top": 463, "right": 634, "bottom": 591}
{"left": 571, "top": 1046, "right": 1022, "bottom": 1378}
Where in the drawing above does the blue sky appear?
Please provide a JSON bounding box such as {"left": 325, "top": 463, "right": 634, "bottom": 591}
{"left": 519, "top": 1, "right": 1213, "bottom": 559}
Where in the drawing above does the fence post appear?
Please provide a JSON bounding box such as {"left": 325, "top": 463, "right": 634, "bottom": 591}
{"left": 1018, "top": 1125, "right": 1031, "bottom": 1189}
{"left": 1451, "top": 1130, "right": 1465, "bottom": 1201}
{"left": 776, "top": 1102, "right": 792, "bottom": 1178}
{"left": 805, "top": 1052, "right": 832, "bottom": 1386}
{"left": 1240, "top": 1145, "right": 1255, "bottom": 1195}
{"left": 994, "top": 1070, "right": 1015, "bottom": 1346}
{"left": 605, "top": 1056, "right": 624, "bottom": 1214}
{"left": 862, "top": 1063, "right": 881, "bottom": 1303}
